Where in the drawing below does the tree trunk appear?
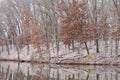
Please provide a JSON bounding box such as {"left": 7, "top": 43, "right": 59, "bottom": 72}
{"left": 115, "top": 39, "right": 118, "bottom": 56}
{"left": 46, "top": 42, "right": 50, "bottom": 63}
{"left": 26, "top": 39, "right": 29, "bottom": 55}
{"left": 5, "top": 40, "right": 10, "bottom": 55}
{"left": 72, "top": 40, "right": 74, "bottom": 52}
{"left": 96, "top": 40, "right": 99, "bottom": 53}
{"left": 1, "top": 45, "right": 3, "bottom": 52}
{"left": 45, "top": 14, "right": 51, "bottom": 63}
{"left": 55, "top": 24, "right": 59, "bottom": 61}
{"left": 15, "top": 41, "right": 20, "bottom": 61}
{"left": 84, "top": 42, "right": 89, "bottom": 55}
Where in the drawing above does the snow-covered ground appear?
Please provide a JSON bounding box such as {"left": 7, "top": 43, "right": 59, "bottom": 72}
{"left": 0, "top": 40, "right": 120, "bottom": 64}
{"left": 0, "top": 45, "right": 39, "bottom": 61}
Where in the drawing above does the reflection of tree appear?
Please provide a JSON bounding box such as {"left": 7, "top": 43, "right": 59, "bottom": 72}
{"left": 115, "top": 72, "right": 118, "bottom": 80}
{"left": 5, "top": 65, "right": 10, "bottom": 80}
{"left": 16, "top": 71, "right": 25, "bottom": 80}
{"left": 96, "top": 74, "right": 99, "bottom": 80}
{"left": 1, "top": 64, "right": 120, "bottom": 80}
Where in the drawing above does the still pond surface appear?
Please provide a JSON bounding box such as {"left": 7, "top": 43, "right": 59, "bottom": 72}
{"left": 0, "top": 62, "right": 119, "bottom": 80}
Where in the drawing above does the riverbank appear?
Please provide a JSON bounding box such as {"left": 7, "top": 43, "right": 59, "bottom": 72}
{"left": 0, "top": 56, "right": 120, "bottom": 66}
{"left": 0, "top": 41, "right": 120, "bottom": 65}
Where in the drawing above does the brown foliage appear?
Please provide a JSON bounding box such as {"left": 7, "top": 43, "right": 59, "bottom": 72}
{"left": 57, "top": 0, "right": 96, "bottom": 45}
{"left": 0, "top": 37, "right": 5, "bottom": 45}
{"left": 20, "top": 8, "right": 44, "bottom": 52}
{"left": 15, "top": 35, "right": 25, "bottom": 48}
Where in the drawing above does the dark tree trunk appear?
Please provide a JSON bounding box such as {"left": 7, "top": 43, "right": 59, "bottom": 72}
{"left": 1, "top": 45, "right": 3, "bottom": 52}
{"left": 72, "top": 40, "right": 74, "bottom": 52}
{"left": 84, "top": 42, "right": 89, "bottom": 55}
{"left": 115, "top": 39, "right": 118, "bottom": 55}
{"left": 5, "top": 40, "right": 10, "bottom": 55}
{"left": 96, "top": 40, "right": 99, "bottom": 53}
{"left": 26, "top": 38, "right": 29, "bottom": 55}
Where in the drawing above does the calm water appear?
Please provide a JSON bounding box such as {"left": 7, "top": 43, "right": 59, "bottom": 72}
{"left": 0, "top": 62, "right": 119, "bottom": 80}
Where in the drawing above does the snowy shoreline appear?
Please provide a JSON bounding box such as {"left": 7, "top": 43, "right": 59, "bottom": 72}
{"left": 1, "top": 40, "right": 120, "bottom": 65}
{"left": 0, "top": 56, "right": 120, "bottom": 65}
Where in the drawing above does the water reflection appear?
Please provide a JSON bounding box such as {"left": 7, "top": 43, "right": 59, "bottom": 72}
{"left": 0, "top": 62, "right": 119, "bottom": 80}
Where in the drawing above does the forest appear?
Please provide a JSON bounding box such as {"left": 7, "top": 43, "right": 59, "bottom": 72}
{"left": 0, "top": 0, "right": 120, "bottom": 64}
